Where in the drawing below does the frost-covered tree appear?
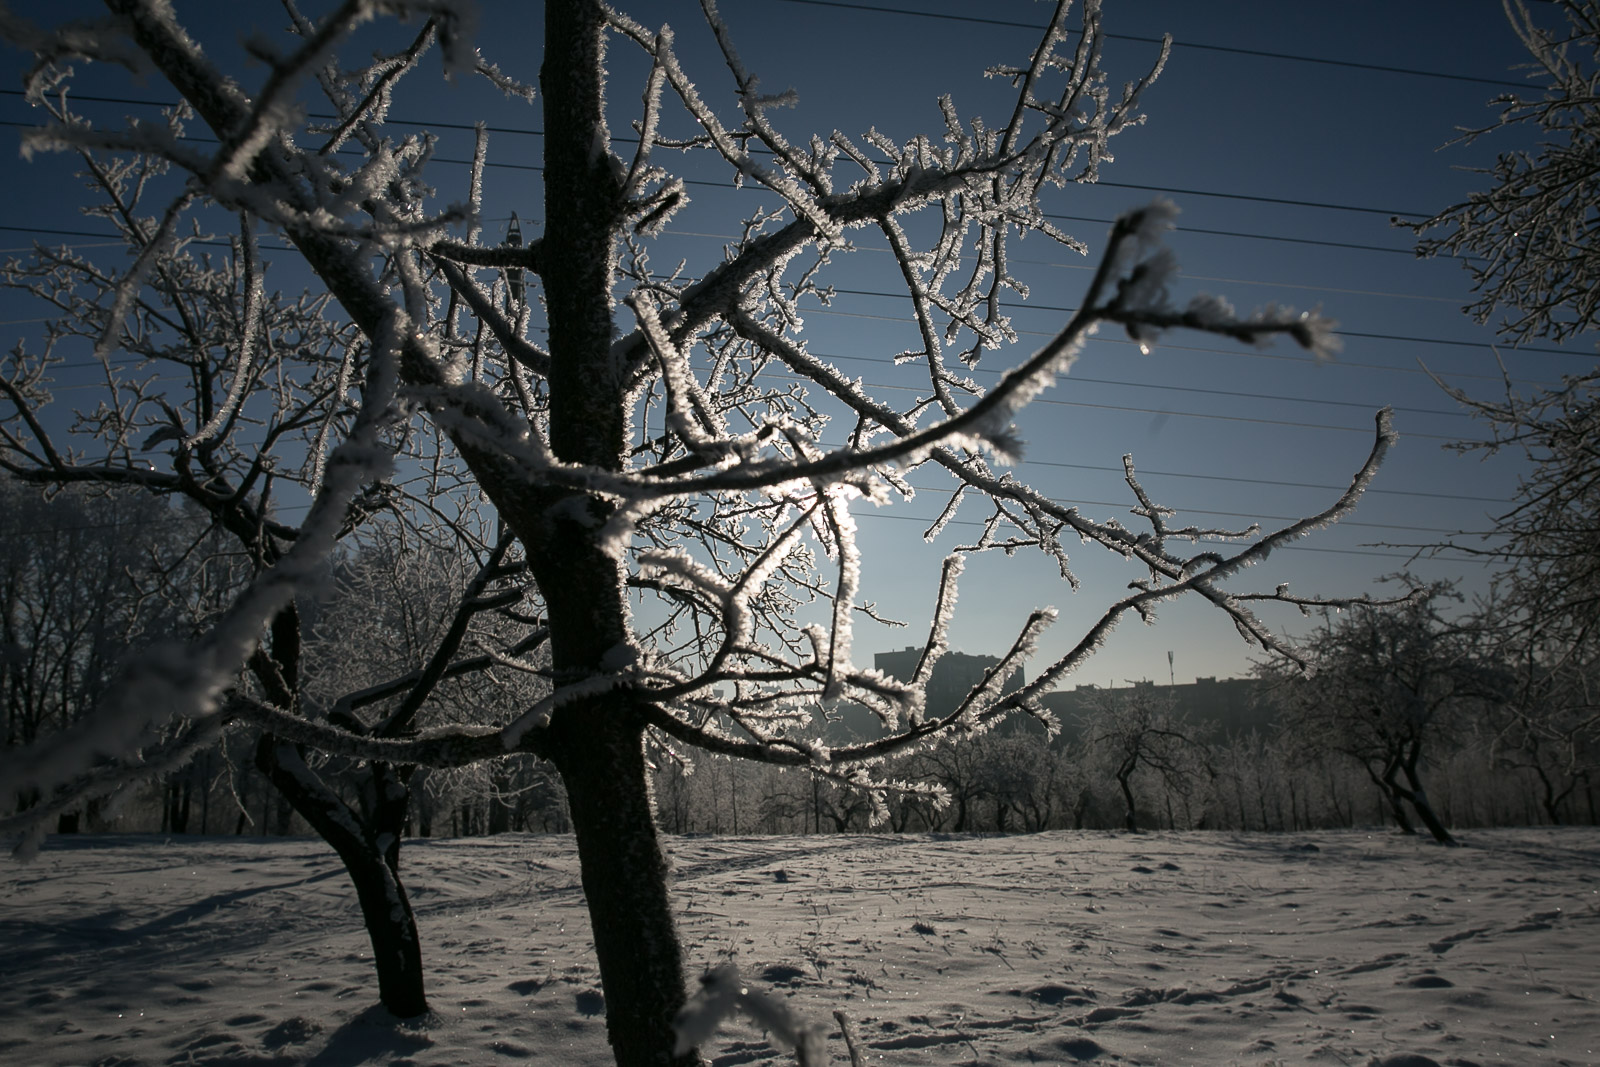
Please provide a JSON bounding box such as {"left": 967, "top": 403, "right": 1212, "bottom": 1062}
{"left": 1404, "top": 0, "right": 1600, "bottom": 344}
{"left": 1260, "top": 589, "right": 1506, "bottom": 846}
{"left": 1, "top": 2, "right": 1397, "bottom": 1063}
{"left": 1079, "top": 685, "right": 1209, "bottom": 832}
{"left": 1402, "top": 0, "right": 1600, "bottom": 833}
{"left": 1448, "top": 383, "right": 1600, "bottom": 827}
{"left": 976, "top": 731, "right": 1076, "bottom": 833}
{"left": 0, "top": 82, "right": 539, "bottom": 1018}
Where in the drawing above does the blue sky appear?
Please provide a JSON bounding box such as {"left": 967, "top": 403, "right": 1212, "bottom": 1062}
{"left": 2, "top": 0, "right": 1594, "bottom": 688}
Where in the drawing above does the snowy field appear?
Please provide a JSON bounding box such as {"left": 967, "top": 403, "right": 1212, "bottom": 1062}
{"left": 2, "top": 828, "right": 1597, "bottom": 1067}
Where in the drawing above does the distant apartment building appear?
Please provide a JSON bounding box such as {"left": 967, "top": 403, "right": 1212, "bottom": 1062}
{"left": 818, "top": 652, "right": 1265, "bottom": 744}
{"left": 873, "top": 646, "right": 1026, "bottom": 721}
{"left": 813, "top": 648, "right": 1026, "bottom": 742}
{"left": 1040, "top": 675, "right": 1267, "bottom": 739}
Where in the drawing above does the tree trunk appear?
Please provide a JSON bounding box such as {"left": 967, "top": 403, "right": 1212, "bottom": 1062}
{"left": 1325, "top": 763, "right": 1348, "bottom": 827}
{"left": 246, "top": 603, "right": 430, "bottom": 1016}
{"left": 1371, "top": 760, "right": 1416, "bottom": 834}
{"left": 256, "top": 739, "right": 429, "bottom": 1018}
{"left": 548, "top": 702, "right": 694, "bottom": 1067}
{"left": 520, "top": 4, "right": 699, "bottom": 1054}
{"left": 1398, "top": 752, "right": 1457, "bottom": 846}
{"left": 271, "top": 789, "right": 294, "bottom": 837}
{"left": 1386, "top": 786, "right": 1416, "bottom": 833}
{"left": 488, "top": 767, "right": 513, "bottom": 835}
{"left": 199, "top": 752, "right": 212, "bottom": 834}
{"left": 1407, "top": 789, "right": 1457, "bottom": 845}
{"left": 1117, "top": 765, "right": 1140, "bottom": 833}
{"left": 1533, "top": 764, "right": 1574, "bottom": 826}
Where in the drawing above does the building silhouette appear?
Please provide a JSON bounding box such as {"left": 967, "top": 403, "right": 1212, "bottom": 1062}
{"left": 1040, "top": 675, "right": 1267, "bottom": 740}
{"left": 872, "top": 646, "right": 1026, "bottom": 720}
{"left": 813, "top": 648, "right": 1025, "bottom": 743}
{"left": 815, "top": 647, "right": 1266, "bottom": 745}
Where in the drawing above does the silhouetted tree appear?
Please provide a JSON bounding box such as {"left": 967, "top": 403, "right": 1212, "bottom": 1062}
{"left": 1403, "top": 0, "right": 1600, "bottom": 831}
{"left": 1081, "top": 686, "right": 1210, "bottom": 832}
{"left": 1264, "top": 588, "right": 1506, "bottom": 845}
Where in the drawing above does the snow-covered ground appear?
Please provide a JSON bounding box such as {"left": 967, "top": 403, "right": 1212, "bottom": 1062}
{"left": 2, "top": 827, "right": 1596, "bottom": 1066}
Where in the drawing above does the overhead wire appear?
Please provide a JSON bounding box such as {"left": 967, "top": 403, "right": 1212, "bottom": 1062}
{"left": 849, "top": 510, "right": 1486, "bottom": 563}
{"left": 886, "top": 478, "right": 1471, "bottom": 535}
{"left": 2, "top": 215, "right": 1588, "bottom": 366}
{"left": 770, "top": 0, "right": 1542, "bottom": 94}
{"left": 0, "top": 32, "right": 1557, "bottom": 518}
{"left": 805, "top": 346, "right": 1473, "bottom": 422}
{"left": 0, "top": 497, "right": 1490, "bottom": 563}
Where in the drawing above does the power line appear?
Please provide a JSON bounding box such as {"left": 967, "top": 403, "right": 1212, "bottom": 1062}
{"left": 6, "top": 219, "right": 1558, "bottom": 389}
{"left": 1020, "top": 459, "right": 1507, "bottom": 505}
{"left": 0, "top": 92, "right": 1480, "bottom": 223}
{"left": 0, "top": 497, "right": 1482, "bottom": 562}
{"left": 0, "top": 217, "right": 1451, "bottom": 307}
{"left": 1091, "top": 180, "right": 1420, "bottom": 219}
{"left": 1081, "top": 335, "right": 1554, "bottom": 390}
{"left": 34, "top": 342, "right": 1471, "bottom": 445}
{"left": 804, "top": 288, "right": 1595, "bottom": 362}
{"left": 659, "top": 226, "right": 1459, "bottom": 302}
{"left": 805, "top": 347, "right": 1473, "bottom": 422}
{"left": 763, "top": 363, "right": 1463, "bottom": 441}
{"left": 851, "top": 510, "right": 1486, "bottom": 563}
{"left": 772, "top": 0, "right": 1535, "bottom": 93}
{"left": 938, "top": 390, "right": 1466, "bottom": 441}
{"left": 1050, "top": 214, "right": 1422, "bottom": 259}
{"left": 893, "top": 479, "right": 1468, "bottom": 535}
{"left": 0, "top": 242, "right": 1544, "bottom": 439}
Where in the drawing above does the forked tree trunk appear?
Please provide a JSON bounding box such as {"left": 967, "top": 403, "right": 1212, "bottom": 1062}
{"left": 1386, "top": 786, "right": 1417, "bottom": 834}
{"left": 256, "top": 739, "right": 429, "bottom": 1018}
{"left": 1398, "top": 752, "right": 1457, "bottom": 846}
{"left": 1369, "top": 760, "right": 1417, "bottom": 834}
{"left": 1532, "top": 764, "right": 1574, "bottom": 825}
{"left": 251, "top": 606, "right": 430, "bottom": 1018}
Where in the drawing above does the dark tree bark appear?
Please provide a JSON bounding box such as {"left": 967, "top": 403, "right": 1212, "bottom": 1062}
{"left": 548, "top": 701, "right": 690, "bottom": 1067}
{"left": 251, "top": 604, "right": 431, "bottom": 1018}
{"left": 1370, "top": 761, "right": 1417, "bottom": 835}
{"left": 1116, "top": 754, "right": 1141, "bottom": 833}
{"left": 1370, "top": 750, "right": 1456, "bottom": 845}
{"left": 488, "top": 3, "right": 695, "bottom": 1062}
{"left": 255, "top": 739, "right": 428, "bottom": 1017}
{"left": 1397, "top": 745, "right": 1457, "bottom": 845}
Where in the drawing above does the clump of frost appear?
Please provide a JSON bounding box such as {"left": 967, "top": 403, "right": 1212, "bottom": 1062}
{"left": 674, "top": 964, "right": 824, "bottom": 1064}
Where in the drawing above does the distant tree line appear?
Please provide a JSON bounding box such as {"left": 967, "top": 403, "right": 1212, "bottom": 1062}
{"left": 7, "top": 485, "right": 1590, "bottom": 844}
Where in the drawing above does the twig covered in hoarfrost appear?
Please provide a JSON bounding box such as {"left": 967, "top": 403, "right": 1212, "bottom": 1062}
{"left": 182, "top": 215, "right": 264, "bottom": 449}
